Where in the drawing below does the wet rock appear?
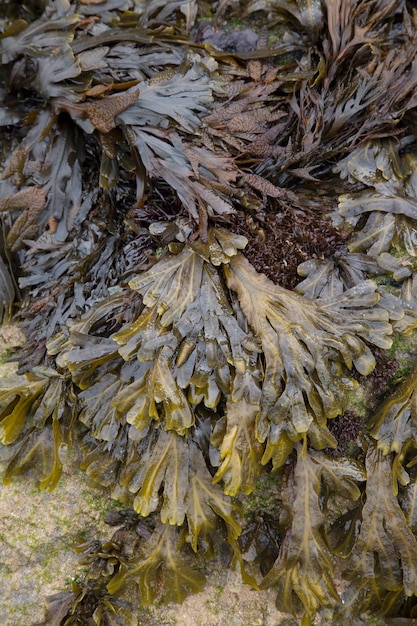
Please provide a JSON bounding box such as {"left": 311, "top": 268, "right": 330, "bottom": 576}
{"left": 191, "top": 21, "right": 258, "bottom": 52}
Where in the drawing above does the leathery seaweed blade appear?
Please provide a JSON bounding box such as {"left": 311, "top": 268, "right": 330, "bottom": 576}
{"left": 1, "top": 0, "right": 417, "bottom": 624}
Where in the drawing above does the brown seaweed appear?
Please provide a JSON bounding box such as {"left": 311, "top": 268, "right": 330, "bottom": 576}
{"left": 1, "top": 1, "right": 417, "bottom": 625}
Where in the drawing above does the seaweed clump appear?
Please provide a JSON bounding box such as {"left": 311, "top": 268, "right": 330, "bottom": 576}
{"left": 1, "top": 1, "right": 417, "bottom": 624}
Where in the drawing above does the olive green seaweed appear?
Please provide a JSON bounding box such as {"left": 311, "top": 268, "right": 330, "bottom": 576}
{"left": 1, "top": 0, "right": 417, "bottom": 624}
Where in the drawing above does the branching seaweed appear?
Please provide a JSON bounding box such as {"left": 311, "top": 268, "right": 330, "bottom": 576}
{"left": 1, "top": 1, "right": 417, "bottom": 624}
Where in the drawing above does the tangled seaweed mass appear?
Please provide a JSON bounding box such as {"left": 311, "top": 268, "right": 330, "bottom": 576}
{"left": 2, "top": 0, "right": 417, "bottom": 623}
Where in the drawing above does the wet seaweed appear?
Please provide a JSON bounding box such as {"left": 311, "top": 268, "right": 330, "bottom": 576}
{"left": 1, "top": 1, "right": 417, "bottom": 624}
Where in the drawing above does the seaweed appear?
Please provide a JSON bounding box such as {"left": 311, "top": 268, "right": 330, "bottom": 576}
{"left": 1, "top": 0, "right": 417, "bottom": 624}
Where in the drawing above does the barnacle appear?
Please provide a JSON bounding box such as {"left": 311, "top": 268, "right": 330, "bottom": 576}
{"left": 1, "top": 1, "right": 417, "bottom": 625}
